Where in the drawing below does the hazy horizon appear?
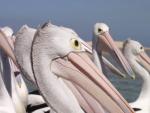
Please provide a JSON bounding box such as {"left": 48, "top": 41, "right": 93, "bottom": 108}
{"left": 0, "top": 0, "right": 150, "bottom": 46}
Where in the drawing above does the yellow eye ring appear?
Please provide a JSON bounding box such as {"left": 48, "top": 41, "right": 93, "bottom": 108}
{"left": 70, "top": 38, "right": 81, "bottom": 50}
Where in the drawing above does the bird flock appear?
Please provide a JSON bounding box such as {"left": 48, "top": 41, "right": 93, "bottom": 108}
{"left": 0, "top": 21, "right": 150, "bottom": 113}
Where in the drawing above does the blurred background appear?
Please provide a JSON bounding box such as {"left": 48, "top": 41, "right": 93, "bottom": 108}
{"left": 0, "top": 0, "right": 150, "bottom": 102}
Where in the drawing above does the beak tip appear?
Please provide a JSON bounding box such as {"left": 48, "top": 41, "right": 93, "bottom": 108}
{"left": 119, "top": 74, "right": 126, "bottom": 78}
{"left": 131, "top": 75, "right": 136, "bottom": 80}
{"left": 122, "top": 75, "right": 126, "bottom": 78}
{"left": 128, "top": 70, "right": 135, "bottom": 80}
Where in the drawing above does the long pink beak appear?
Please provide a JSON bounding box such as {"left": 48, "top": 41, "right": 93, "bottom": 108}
{"left": 51, "top": 52, "right": 134, "bottom": 113}
{"left": 0, "top": 30, "right": 18, "bottom": 66}
{"left": 98, "top": 31, "right": 135, "bottom": 79}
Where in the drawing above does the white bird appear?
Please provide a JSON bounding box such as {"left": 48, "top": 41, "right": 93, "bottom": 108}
{"left": 1, "top": 26, "right": 52, "bottom": 113}
{"left": 14, "top": 23, "right": 132, "bottom": 113}
{"left": 14, "top": 24, "right": 103, "bottom": 113}
{"left": 2, "top": 26, "right": 48, "bottom": 113}
{"left": 123, "top": 39, "right": 150, "bottom": 113}
{"left": 14, "top": 25, "right": 94, "bottom": 113}
{"left": 1, "top": 27, "right": 26, "bottom": 113}
{"left": 91, "top": 22, "right": 136, "bottom": 112}
{"left": 0, "top": 29, "right": 16, "bottom": 113}
{"left": 92, "top": 23, "right": 135, "bottom": 78}
{"left": 0, "top": 52, "right": 16, "bottom": 113}
{"left": 31, "top": 22, "right": 135, "bottom": 113}
{"left": 14, "top": 25, "right": 54, "bottom": 113}
{"left": 1, "top": 26, "right": 29, "bottom": 107}
{"left": 14, "top": 25, "right": 37, "bottom": 83}
{"left": 14, "top": 22, "right": 135, "bottom": 113}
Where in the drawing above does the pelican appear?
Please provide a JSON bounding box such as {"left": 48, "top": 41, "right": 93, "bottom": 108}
{"left": 53, "top": 26, "right": 130, "bottom": 113}
{"left": 90, "top": 22, "right": 136, "bottom": 112}
{"left": 14, "top": 24, "right": 133, "bottom": 113}
{"left": 1, "top": 26, "right": 28, "bottom": 108}
{"left": 15, "top": 25, "right": 105, "bottom": 113}
{"left": 0, "top": 29, "right": 16, "bottom": 113}
{"left": 92, "top": 23, "right": 135, "bottom": 78}
{"left": 123, "top": 39, "right": 150, "bottom": 113}
{"left": 1, "top": 26, "right": 51, "bottom": 113}
{"left": 14, "top": 25, "right": 54, "bottom": 113}
{"left": 0, "top": 27, "right": 26, "bottom": 113}
{"left": 31, "top": 22, "right": 135, "bottom": 113}
{"left": 2, "top": 26, "right": 48, "bottom": 113}
{"left": 14, "top": 25, "right": 36, "bottom": 83}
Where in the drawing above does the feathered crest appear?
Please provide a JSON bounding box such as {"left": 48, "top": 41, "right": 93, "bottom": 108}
{"left": 15, "top": 25, "right": 29, "bottom": 38}
{"left": 17, "top": 25, "right": 29, "bottom": 34}
{"left": 35, "top": 20, "right": 52, "bottom": 37}
{"left": 20, "top": 25, "right": 29, "bottom": 31}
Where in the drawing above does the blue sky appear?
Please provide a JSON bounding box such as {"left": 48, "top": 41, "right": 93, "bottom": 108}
{"left": 0, "top": 0, "right": 150, "bottom": 46}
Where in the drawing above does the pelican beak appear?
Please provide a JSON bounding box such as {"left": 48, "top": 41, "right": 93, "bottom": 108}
{"left": 80, "top": 37, "right": 126, "bottom": 78}
{"left": 102, "top": 56, "right": 126, "bottom": 78}
{"left": 138, "top": 51, "right": 150, "bottom": 72}
{"left": 78, "top": 38, "right": 92, "bottom": 54}
{"left": 98, "top": 32, "right": 135, "bottom": 79}
{"left": 0, "top": 30, "right": 18, "bottom": 66}
{"left": 51, "top": 52, "right": 134, "bottom": 113}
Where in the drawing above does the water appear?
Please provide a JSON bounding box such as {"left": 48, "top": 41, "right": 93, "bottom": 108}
{"left": 107, "top": 73, "right": 142, "bottom": 102}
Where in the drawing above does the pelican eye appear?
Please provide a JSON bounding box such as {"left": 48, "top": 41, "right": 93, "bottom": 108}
{"left": 140, "top": 46, "right": 143, "bottom": 50}
{"left": 98, "top": 28, "right": 102, "bottom": 33}
{"left": 71, "top": 38, "right": 81, "bottom": 50}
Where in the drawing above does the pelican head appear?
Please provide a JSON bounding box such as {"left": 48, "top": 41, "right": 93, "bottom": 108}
{"left": 94, "top": 23, "right": 109, "bottom": 36}
{"left": 33, "top": 23, "right": 90, "bottom": 57}
{"left": 1, "top": 26, "right": 16, "bottom": 45}
{"left": 31, "top": 22, "right": 134, "bottom": 113}
{"left": 1, "top": 26, "right": 13, "bottom": 37}
{"left": 93, "top": 22, "right": 135, "bottom": 79}
{"left": 123, "top": 39, "right": 144, "bottom": 56}
{"left": 14, "top": 25, "right": 37, "bottom": 82}
{"left": 123, "top": 39, "right": 150, "bottom": 73}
